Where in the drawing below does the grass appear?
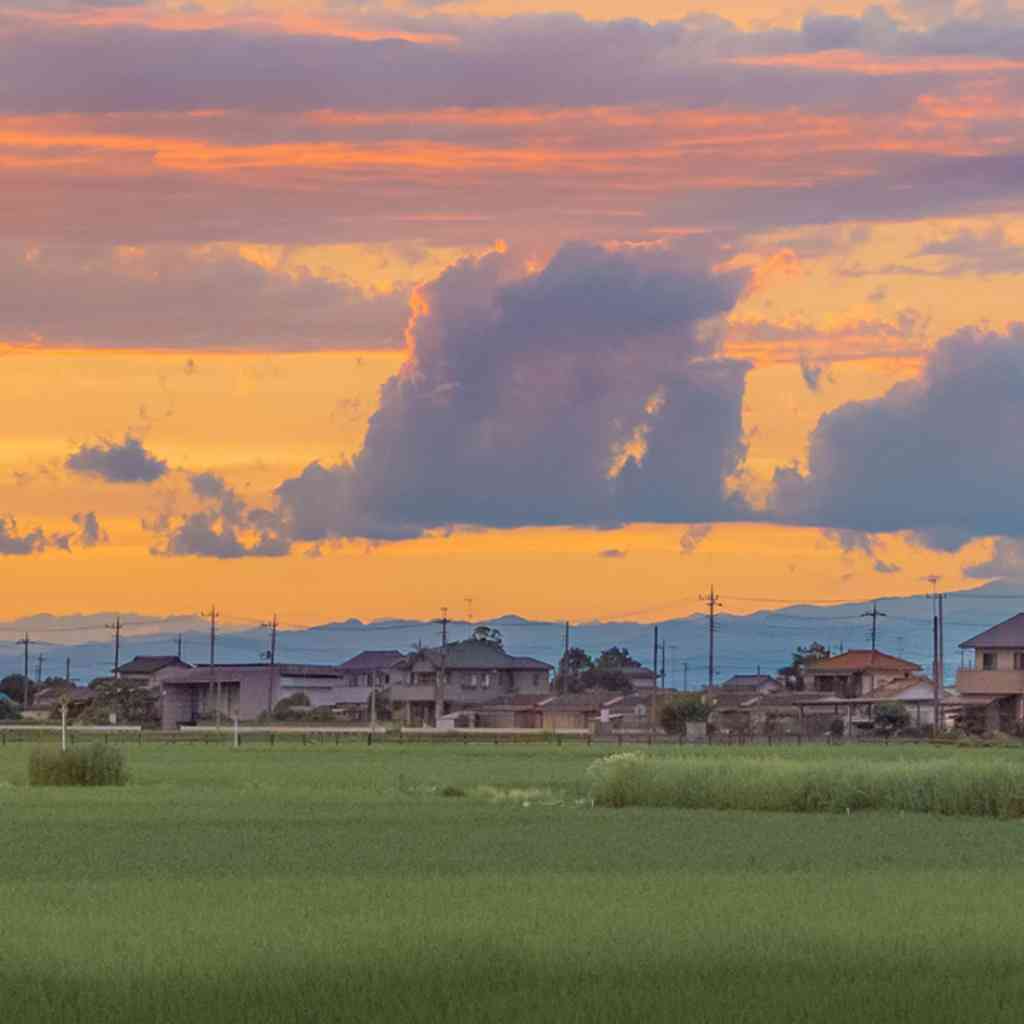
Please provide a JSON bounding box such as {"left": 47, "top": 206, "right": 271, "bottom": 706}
{"left": 588, "top": 748, "right": 1024, "bottom": 816}
{"left": 28, "top": 743, "right": 127, "bottom": 786}
{"left": 4, "top": 740, "right": 1024, "bottom": 1022}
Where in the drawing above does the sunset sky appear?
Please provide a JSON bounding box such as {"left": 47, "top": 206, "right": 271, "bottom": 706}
{"left": 4, "top": 0, "right": 1024, "bottom": 626}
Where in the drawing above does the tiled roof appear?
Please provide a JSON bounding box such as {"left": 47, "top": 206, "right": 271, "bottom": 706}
{"left": 720, "top": 674, "right": 777, "bottom": 690}
{"left": 805, "top": 649, "right": 921, "bottom": 673}
{"left": 398, "top": 640, "right": 554, "bottom": 672}
{"left": 960, "top": 612, "right": 1024, "bottom": 649}
{"left": 118, "top": 656, "right": 191, "bottom": 675}
{"left": 338, "top": 650, "right": 404, "bottom": 672}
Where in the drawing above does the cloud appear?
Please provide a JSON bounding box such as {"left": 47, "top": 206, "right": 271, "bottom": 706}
{"left": 799, "top": 355, "right": 825, "bottom": 390}
{"left": 72, "top": 511, "right": 108, "bottom": 548}
{"left": 598, "top": 548, "right": 627, "bottom": 559}
{"left": 0, "top": 244, "right": 408, "bottom": 349}
{"left": 679, "top": 524, "right": 713, "bottom": 554}
{"left": 66, "top": 434, "right": 168, "bottom": 483}
{"left": 274, "top": 242, "right": 751, "bottom": 541}
{"left": 152, "top": 472, "right": 290, "bottom": 559}
{"left": 770, "top": 324, "right": 1024, "bottom": 539}
{"left": 966, "top": 537, "right": 1024, "bottom": 579}
{"left": 0, "top": 512, "right": 101, "bottom": 555}
{"left": 915, "top": 226, "right": 1024, "bottom": 275}
{"left": 0, "top": 516, "right": 49, "bottom": 556}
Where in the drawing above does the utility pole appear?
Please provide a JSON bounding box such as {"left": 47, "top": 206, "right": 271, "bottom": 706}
{"left": 261, "top": 613, "right": 278, "bottom": 716}
{"left": 17, "top": 633, "right": 33, "bottom": 708}
{"left": 65, "top": 657, "right": 71, "bottom": 685}
{"left": 204, "top": 606, "right": 219, "bottom": 728}
{"left": 465, "top": 597, "right": 473, "bottom": 639}
{"left": 106, "top": 615, "right": 122, "bottom": 677}
{"left": 861, "top": 601, "right": 887, "bottom": 651}
{"left": 683, "top": 661, "right": 689, "bottom": 692}
{"left": 176, "top": 633, "right": 183, "bottom": 659}
{"left": 649, "top": 625, "right": 659, "bottom": 742}
{"left": 435, "top": 607, "right": 448, "bottom": 727}
{"left": 935, "top": 592, "right": 945, "bottom": 733}
{"left": 35, "top": 652, "right": 45, "bottom": 685}
{"left": 699, "top": 586, "right": 722, "bottom": 690}
{"left": 561, "top": 620, "right": 570, "bottom": 693}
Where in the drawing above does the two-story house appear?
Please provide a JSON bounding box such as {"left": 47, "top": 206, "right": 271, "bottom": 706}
{"left": 956, "top": 612, "right": 1024, "bottom": 729}
{"left": 801, "top": 649, "right": 923, "bottom": 698}
{"left": 388, "top": 638, "right": 553, "bottom": 725}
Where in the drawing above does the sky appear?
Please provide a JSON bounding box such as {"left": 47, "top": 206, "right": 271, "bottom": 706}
{"left": 4, "top": 0, "right": 1024, "bottom": 627}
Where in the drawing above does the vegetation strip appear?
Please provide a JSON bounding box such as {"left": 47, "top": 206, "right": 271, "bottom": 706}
{"left": 588, "top": 751, "right": 1024, "bottom": 818}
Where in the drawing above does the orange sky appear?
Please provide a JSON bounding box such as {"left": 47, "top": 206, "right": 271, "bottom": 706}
{"left": 1, "top": 0, "right": 1022, "bottom": 623}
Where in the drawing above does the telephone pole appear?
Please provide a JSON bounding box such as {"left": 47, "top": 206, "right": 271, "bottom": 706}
{"left": 435, "top": 607, "right": 448, "bottom": 727}
{"left": 16, "top": 633, "right": 34, "bottom": 707}
{"left": 204, "top": 606, "right": 219, "bottom": 728}
{"left": 649, "top": 625, "right": 659, "bottom": 741}
{"left": 65, "top": 657, "right": 71, "bottom": 685}
{"left": 699, "top": 586, "right": 722, "bottom": 690}
{"left": 106, "top": 615, "right": 122, "bottom": 677}
{"left": 934, "top": 592, "right": 945, "bottom": 733}
{"left": 861, "top": 601, "right": 886, "bottom": 651}
{"left": 176, "top": 633, "right": 183, "bottom": 659}
{"left": 262, "top": 613, "right": 278, "bottom": 716}
{"left": 35, "top": 652, "right": 45, "bottom": 684}
{"left": 561, "top": 620, "right": 570, "bottom": 693}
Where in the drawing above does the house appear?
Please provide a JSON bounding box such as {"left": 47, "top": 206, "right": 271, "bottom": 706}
{"left": 160, "top": 663, "right": 352, "bottom": 729}
{"left": 719, "top": 674, "right": 780, "bottom": 694}
{"left": 338, "top": 651, "right": 403, "bottom": 689}
{"left": 618, "top": 666, "right": 657, "bottom": 689}
{"left": 25, "top": 684, "right": 96, "bottom": 719}
{"left": 471, "top": 694, "right": 552, "bottom": 729}
{"left": 955, "top": 612, "right": 1024, "bottom": 730}
{"left": 116, "top": 656, "right": 193, "bottom": 690}
{"left": 388, "top": 639, "right": 554, "bottom": 725}
{"left": 538, "top": 691, "right": 622, "bottom": 731}
{"left": 801, "top": 650, "right": 923, "bottom": 698}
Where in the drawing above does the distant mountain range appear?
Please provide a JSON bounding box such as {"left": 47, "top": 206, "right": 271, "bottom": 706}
{"left": 3, "top": 581, "right": 1022, "bottom": 687}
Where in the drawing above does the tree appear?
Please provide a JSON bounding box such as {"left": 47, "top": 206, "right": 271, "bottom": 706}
{"left": 471, "top": 625, "right": 504, "bottom": 648}
{"left": 0, "top": 673, "right": 32, "bottom": 704}
{"left": 779, "top": 642, "right": 831, "bottom": 689}
{"left": 80, "top": 678, "right": 159, "bottom": 725}
{"left": 578, "top": 665, "right": 631, "bottom": 693}
{"left": 594, "top": 647, "right": 642, "bottom": 671}
{"left": 660, "top": 695, "right": 709, "bottom": 734}
{"left": 556, "top": 647, "right": 593, "bottom": 692}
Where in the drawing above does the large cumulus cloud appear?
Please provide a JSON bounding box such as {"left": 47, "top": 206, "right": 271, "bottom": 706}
{"left": 770, "top": 324, "right": 1024, "bottom": 538}
{"left": 274, "top": 242, "right": 751, "bottom": 541}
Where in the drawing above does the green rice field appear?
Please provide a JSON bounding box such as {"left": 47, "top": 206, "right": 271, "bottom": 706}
{"left": 4, "top": 740, "right": 1024, "bottom": 1023}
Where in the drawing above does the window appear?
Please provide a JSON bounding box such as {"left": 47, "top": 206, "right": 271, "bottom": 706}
{"left": 1014, "top": 653, "right": 1024, "bottom": 671}
{"left": 982, "top": 652, "right": 997, "bottom": 671}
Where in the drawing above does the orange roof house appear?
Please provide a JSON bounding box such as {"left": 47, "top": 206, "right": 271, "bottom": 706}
{"left": 801, "top": 649, "right": 923, "bottom": 699}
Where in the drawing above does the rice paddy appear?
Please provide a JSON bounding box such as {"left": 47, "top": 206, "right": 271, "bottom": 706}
{"left": 4, "top": 740, "right": 1024, "bottom": 1022}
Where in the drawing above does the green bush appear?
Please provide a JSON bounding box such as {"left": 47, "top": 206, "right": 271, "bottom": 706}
{"left": 28, "top": 744, "right": 127, "bottom": 787}
{"left": 587, "top": 751, "right": 1024, "bottom": 818}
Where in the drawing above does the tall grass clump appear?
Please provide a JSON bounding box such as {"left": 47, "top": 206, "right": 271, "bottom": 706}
{"left": 28, "top": 744, "right": 127, "bottom": 787}
{"left": 588, "top": 752, "right": 1024, "bottom": 818}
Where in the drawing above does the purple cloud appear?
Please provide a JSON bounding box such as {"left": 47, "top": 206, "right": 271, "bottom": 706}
{"left": 66, "top": 434, "right": 168, "bottom": 483}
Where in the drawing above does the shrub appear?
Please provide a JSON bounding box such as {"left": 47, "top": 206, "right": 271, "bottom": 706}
{"left": 272, "top": 693, "right": 311, "bottom": 721}
{"left": 28, "top": 744, "right": 127, "bottom": 787}
{"left": 588, "top": 751, "right": 1024, "bottom": 819}
{"left": 874, "top": 702, "right": 910, "bottom": 734}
